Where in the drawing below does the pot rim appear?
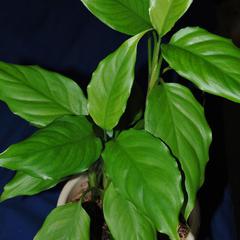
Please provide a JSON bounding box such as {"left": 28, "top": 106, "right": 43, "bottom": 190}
{"left": 57, "top": 174, "right": 88, "bottom": 206}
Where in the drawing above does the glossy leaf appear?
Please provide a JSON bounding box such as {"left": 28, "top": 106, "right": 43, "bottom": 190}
{"left": 162, "top": 27, "right": 240, "bottom": 103}
{"left": 0, "top": 116, "right": 102, "bottom": 180}
{"left": 145, "top": 83, "right": 212, "bottom": 218}
{"left": 103, "top": 129, "right": 183, "bottom": 239}
{"left": 0, "top": 172, "right": 59, "bottom": 202}
{"left": 88, "top": 32, "right": 145, "bottom": 130}
{"left": 0, "top": 62, "right": 87, "bottom": 127}
{"left": 149, "top": 0, "right": 192, "bottom": 37}
{"left": 80, "top": 0, "right": 151, "bottom": 35}
{"left": 34, "top": 202, "right": 90, "bottom": 240}
{"left": 104, "top": 183, "right": 157, "bottom": 240}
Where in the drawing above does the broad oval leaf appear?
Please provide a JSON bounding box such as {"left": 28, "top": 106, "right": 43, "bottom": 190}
{"left": 162, "top": 27, "right": 240, "bottom": 103}
{"left": 149, "top": 0, "right": 192, "bottom": 37}
{"left": 104, "top": 183, "right": 157, "bottom": 240}
{"left": 88, "top": 32, "right": 145, "bottom": 130}
{"left": 0, "top": 172, "right": 59, "bottom": 202}
{"left": 0, "top": 116, "right": 102, "bottom": 180}
{"left": 80, "top": 0, "right": 151, "bottom": 35}
{"left": 0, "top": 62, "right": 87, "bottom": 127}
{"left": 145, "top": 83, "right": 212, "bottom": 218}
{"left": 34, "top": 202, "right": 90, "bottom": 240}
{"left": 102, "top": 129, "right": 183, "bottom": 239}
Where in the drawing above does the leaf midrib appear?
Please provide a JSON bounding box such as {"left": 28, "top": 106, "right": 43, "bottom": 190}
{"left": 160, "top": 0, "right": 173, "bottom": 33}
{"left": 114, "top": 140, "right": 176, "bottom": 206}
{"left": 160, "top": 86, "right": 180, "bottom": 157}
{"left": 115, "top": 0, "right": 150, "bottom": 24}
{"left": 70, "top": 204, "right": 82, "bottom": 239}
{"left": 162, "top": 86, "right": 202, "bottom": 182}
{"left": 0, "top": 65, "right": 77, "bottom": 115}
{"left": 102, "top": 49, "right": 133, "bottom": 129}
{"left": 1, "top": 134, "right": 95, "bottom": 159}
{"left": 167, "top": 42, "right": 240, "bottom": 85}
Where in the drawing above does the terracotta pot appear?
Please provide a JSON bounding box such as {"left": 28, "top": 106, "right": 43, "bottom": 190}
{"left": 57, "top": 176, "right": 198, "bottom": 240}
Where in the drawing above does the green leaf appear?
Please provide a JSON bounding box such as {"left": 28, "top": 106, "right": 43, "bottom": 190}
{"left": 0, "top": 62, "right": 87, "bottom": 127}
{"left": 34, "top": 202, "right": 90, "bottom": 240}
{"left": 133, "top": 119, "right": 144, "bottom": 130}
{"left": 102, "top": 129, "right": 183, "bottom": 239}
{"left": 0, "top": 116, "right": 102, "bottom": 180}
{"left": 149, "top": 0, "right": 192, "bottom": 37}
{"left": 0, "top": 172, "right": 59, "bottom": 202}
{"left": 104, "top": 183, "right": 157, "bottom": 240}
{"left": 145, "top": 83, "right": 212, "bottom": 218}
{"left": 88, "top": 32, "right": 146, "bottom": 130}
{"left": 162, "top": 27, "right": 240, "bottom": 103}
{"left": 80, "top": 0, "right": 151, "bottom": 35}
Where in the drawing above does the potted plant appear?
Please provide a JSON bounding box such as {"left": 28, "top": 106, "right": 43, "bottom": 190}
{"left": 0, "top": 0, "right": 239, "bottom": 239}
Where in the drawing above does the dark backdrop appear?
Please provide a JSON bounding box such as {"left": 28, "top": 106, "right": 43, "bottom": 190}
{"left": 0, "top": 0, "right": 239, "bottom": 239}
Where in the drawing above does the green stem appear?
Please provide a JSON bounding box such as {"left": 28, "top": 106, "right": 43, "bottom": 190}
{"left": 162, "top": 66, "right": 172, "bottom": 75}
{"left": 148, "top": 34, "right": 162, "bottom": 94}
{"left": 153, "top": 31, "right": 158, "bottom": 47}
{"left": 88, "top": 171, "right": 97, "bottom": 188}
{"left": 103, "top": 130, "right": 107, "bottom": 142}
{"left": 103, "top": 172, "right": 109, "bottom": 189}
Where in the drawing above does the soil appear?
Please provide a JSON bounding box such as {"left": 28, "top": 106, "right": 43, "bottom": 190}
{"left": 178, "top": 223, "right": 190, "bottom": 240}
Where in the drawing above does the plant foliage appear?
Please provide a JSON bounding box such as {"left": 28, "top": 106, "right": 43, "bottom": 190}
{"left": 0, "top": 0, "right": 239, "bottom": 239}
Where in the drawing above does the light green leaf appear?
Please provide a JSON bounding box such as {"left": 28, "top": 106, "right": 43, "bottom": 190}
{"left": 103, "top": 129, "right": 183, "bottom": 239}
{"left": 0, "top": 62, "right": 87, "bottom": 127}
{"left": 0, "top": 116, "right": 102, "bottom": 180}
{"left": 145, "top": 83, "right": 212, "bottom": 218}
{"left": 88, "top": 32, "right": 146, "bottom": 130}
{"left": 104, "top": 183, "right": 157, "bottom": 240}
{"left": 0, "top": 172, "right": 59, "bottom": 202}
{"left": 149, "top": 0, "right": 192, "bottom": 37}
{"left": 34, "top": 202, "right": 90, "bottom": 240}
{"left": 80, "top": 0, "right": 151, "bottom": 35}
{"left": 162, "top": 27, "right": 240, "bottom": 103}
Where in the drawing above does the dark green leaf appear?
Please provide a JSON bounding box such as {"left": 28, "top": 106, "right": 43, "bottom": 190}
{"left": 149, "top": 0, "right": 192, "bottom": 37}
{"left": 34, "top": 202, "right": 90, "bottom": 240}
{"left": 88, "top": 32, "right": 145, "bottom": 130}
{"left": 0, "top": 172, "right": 59, "bottom": 202}
{"left": 133, "top": 119, "right": 144, "bottom": 130}
{"left": 103, "top": 129, "right": 183, "bottom": 239}
{"left": 162, "top": 27, "right": 240, "bottom": 103}
{"left": 104, "top": 183, "right": 157, "bottom": 240}
{"left": 0, "top": 62, "right": 87, "bottom": 127}
{"left": 80, "top": 0, "right": 151, "bottom": 35}
{"left": 0, "top": 116, "right": 102, "bottom": 180}
{"left": 145, "top": 83, "right": 212, "bottom": 218}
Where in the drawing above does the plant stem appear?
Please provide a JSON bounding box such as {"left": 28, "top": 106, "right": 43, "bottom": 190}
{"left": 103, "top": 172, "right": 109, "bottom": 189}
{"left": 103, "top": 130, "right": 107, "bottom": 142}
{"left": 162, "top": 66, "right": 172, "bottom": 74}
{"left": 153, "top": 31, "right": 158, "bottom": 47}
{"left": 148, "top": 33, "right": 162, "bottom": 95}
{"left": 88, "top": 171, "right": 97, "bottom": 188}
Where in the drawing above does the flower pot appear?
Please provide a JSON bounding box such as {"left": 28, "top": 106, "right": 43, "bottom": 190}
{"left": 186, "top": 232, "right": 194, "bottom": 240}
{"left": 57, "top": 175, "right": 198, "bottom": 240}
{"left": 57, "top": 174, "right": 89, "bottom": 206}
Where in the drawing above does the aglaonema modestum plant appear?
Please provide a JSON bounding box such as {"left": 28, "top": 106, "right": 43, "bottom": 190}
{"left": 0, "top": 0, "right": 239, "bottom": 239}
